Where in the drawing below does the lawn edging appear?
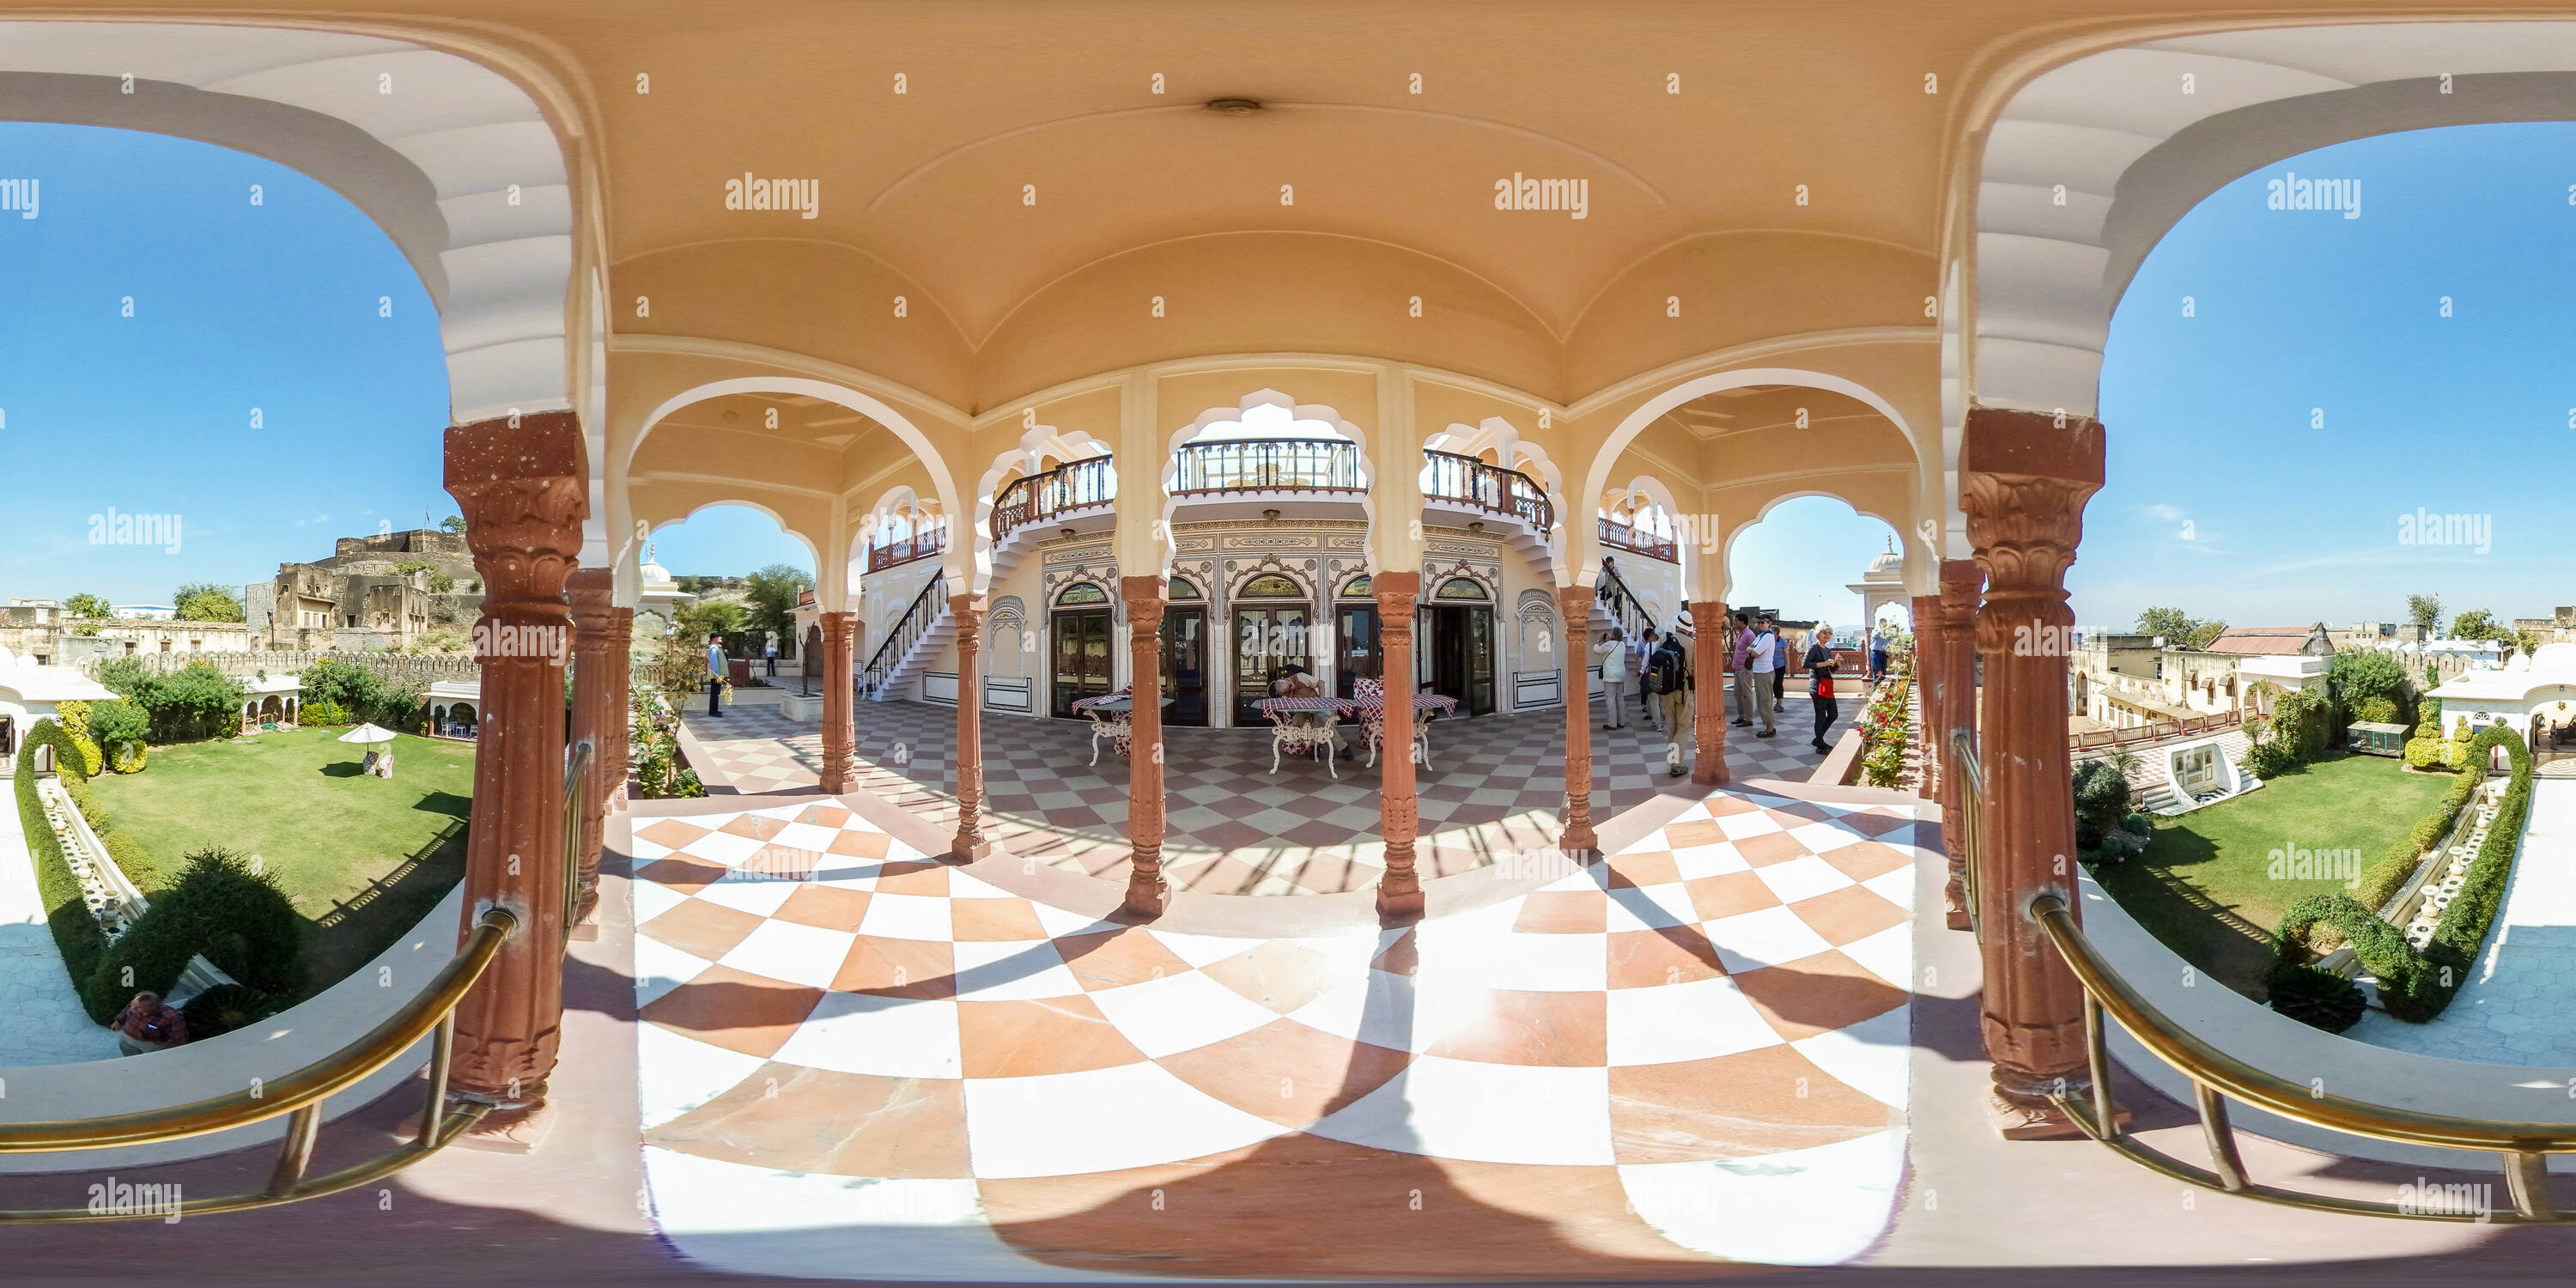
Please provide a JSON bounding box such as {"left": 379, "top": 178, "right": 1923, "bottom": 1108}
{"left": 0, "top": 884, "right": 465, "bottom": 1173}
{"left": 2075, "top": 871, "right": 2576, "bottom": 1175}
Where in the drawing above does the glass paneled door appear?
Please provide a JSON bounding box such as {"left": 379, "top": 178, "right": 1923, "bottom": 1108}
{"left": 1231, "top": 605, "right": 1313, "bottom": 726}
{"left": 1162, "top": 606, "right": 1208, "bottom": 726}
{"left": 1051, "top": 610, "right": 1114, "bottom": 717}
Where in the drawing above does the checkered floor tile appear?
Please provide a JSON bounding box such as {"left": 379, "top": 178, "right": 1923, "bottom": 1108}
{"left": 630, "top": 787, "right": 1922, "bottom": 1279}
{"left": 679, "top": 683, "right": 1868, "bottom": 896}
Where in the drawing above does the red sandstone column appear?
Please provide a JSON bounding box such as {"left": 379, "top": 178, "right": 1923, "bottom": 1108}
{"left": 605, "top": 607, "right": 634, "bottom": 811}
{"left": 951, "top": 594, "right": 993, "bottom": 860}
{"left": 1690, "top": 600, "right": 1729, "bottom": 785}
{"left": 443, "top": 410, "right": 586, "bottom": 1121}
{"left": 1122, "top": 578, "right": 1170, "bottom": 919}
{"left": 566, "top": 568, "right": 617, "bottom": 927}
{"left": 1376, "top": 574, "right": 1425, "bottom": 920}
{"left": 1557, "top": 585, "right": 1598, "bottom": 854}
{"left": 1911, "top": 593, "right": 1941, "bottom": 802}
{"left": 1935, "top": 559, "right": 1984, "bottom": 930}
{"left": 819, "top": 611, "right": 856, "bottom": 793}
{"left": 1964, "top": 409, "right": 2103, "bottom": 1139}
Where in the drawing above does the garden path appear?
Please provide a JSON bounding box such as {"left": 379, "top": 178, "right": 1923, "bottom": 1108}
{"left": 2348, "top": 778, "right": 2576, "bottom": 1064}
{"left": 0, "top": 793, "right": 120, "bottom": 1066}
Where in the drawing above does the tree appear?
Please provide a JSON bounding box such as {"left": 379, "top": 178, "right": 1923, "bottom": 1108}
{"left": 88, "top": 699, "right": 152, "bottom": 762}
{"left": 96, "top": 657, "right": 149, "bottom": 699}
{"left": 133, "top": 664, "right": 246, "bottom": 742}
{"left": 742, "top": 563, "right": 815, "bottom": 648}
{"left": 2449, "top": 608, "right": 2508, "bottom": 641}
{"left": 2330, "top": 647, "right": 2414, "bottom": 729}
{"left": 173, "top": 582, "right": 246, "bottom": 623}
{"left": 299, "top": 657, "right": 383, "bottom": 715}
{"left": 2407, "top": 593, "right": 2443, "bottom": 635}
{"left": 64, "top": 592, "right": 113, "bottom": 619}
{"left": 438, "top": 514, "right": 467, "bottom": 533}
{"left": 2134, "top": 607, "right": 2227, "bottom": 650}
{"left": 675, "top": 598, "right": 748, "bottom": 648}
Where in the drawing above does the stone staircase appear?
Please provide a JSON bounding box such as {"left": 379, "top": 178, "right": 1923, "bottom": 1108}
{"left": 2085, "top": 726, "right": 2255, "bottom": 815}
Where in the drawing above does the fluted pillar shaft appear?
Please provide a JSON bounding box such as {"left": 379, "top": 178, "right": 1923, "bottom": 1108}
{"left": 1376, "top": 573, "right": 1424, "bottom": 920}
{"left": 1690, "top": 600, "right": 1728, "bottom": 785}
{"left": 443, "top": 410, "right": 586, "bottom": 1111}
{"left": 1123, "top": 577, "right": 1170, "bottom": 918}
{"left": 567, "top": 568, "right": 617, "bottom": 927}
{"left": 951, "top": 594, "right": 993, "bottom": 860}
{"left": 1557, "top": 585, "right": 1598, "bottom": 854}
{"left": 1964, "top": 409, "right": 2103, "bottom": 1138}
{"left": 1935, "top": 559, "right": 1984, "bottom": 930}
{"left": 820, "top": 611, "right": 857, "bottom": 793}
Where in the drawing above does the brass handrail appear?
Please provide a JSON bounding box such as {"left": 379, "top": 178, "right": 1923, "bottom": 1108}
{"left": 1948, "top": 726, "right": 1983, "bottom": 941}
{"left": 562, "top": 739, "right": 595, "bottom": 946}
{"left": 0, "top": 908, "right": 517, "bottom": 1222}
{"left": 2028, "top": 891, "right": 2574, "bottom": 1221}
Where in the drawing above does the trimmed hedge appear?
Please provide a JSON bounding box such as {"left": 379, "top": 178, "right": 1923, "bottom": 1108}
{"left": 2348, "top": 757, "right": 2485, "bottom": 913}
{"left": 2269, "top": 725, "right": 2530, "bottom": 1024}
{"left": 78, "top": 848, "right": 305, "bottom": 1018}
{"left": 13, "top": 720, "right": 112, "bottom": 1020}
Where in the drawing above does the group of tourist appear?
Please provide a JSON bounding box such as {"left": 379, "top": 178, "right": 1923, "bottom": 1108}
{"left": 1597, "top": 616, "right": 1894, "bottom": 761}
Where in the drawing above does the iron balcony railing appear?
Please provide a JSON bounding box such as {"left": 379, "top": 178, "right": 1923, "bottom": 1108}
{"left": 1171, "top": 438, "right": 1364, "bottom": 495}
{"left": 864, "top": 524, "right": 947, "bottom": 573}
{"left": 1600, "top": 516, "right": 1679, "bottom": 563}
{"left": 862, "top": 568, "right": 948, "bottom": 698}
{"left": 993, "top": 457, "right": 1116, "bottom": 545}
{"left": 0, "top": 908, "right": 519, "bottom": 1221}
{"left": 1422, "top": 449, "right": 1553, "bottom": 531}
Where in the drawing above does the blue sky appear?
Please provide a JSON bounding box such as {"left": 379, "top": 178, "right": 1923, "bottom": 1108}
{"left": 2080, "top": 122, "right": 2573, "bottom": 635}
{"left": 0, "top": 123, "right": 452, "bottom": 606}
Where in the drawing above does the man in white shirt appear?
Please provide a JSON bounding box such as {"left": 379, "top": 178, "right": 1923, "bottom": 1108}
{"left": 1747, "top": 614, "right": 1779, "bottom": 737}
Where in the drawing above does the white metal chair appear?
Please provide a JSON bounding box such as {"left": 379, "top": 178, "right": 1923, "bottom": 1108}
{"left": 1265, "top": 696, "right": 1340, "bottom": 778}
{"left": 1355, "top": 678, "right": 1431, "bottom": 770}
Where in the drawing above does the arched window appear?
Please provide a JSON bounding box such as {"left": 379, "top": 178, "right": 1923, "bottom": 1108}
{"left": 1056, "top": 583, "right": 1109, "bottom": 607}
{"left": 1238, "top": 574, "right": 1304, "bottom": 598}
{"left": 1436, "top": 576, "right": 1489, "bottom": 600}
{"left": 1169, "top": 577, "right": 1203, "bottom": 600}
{"left": 1340, "top": 574, "right": 1373, "bottom": 598}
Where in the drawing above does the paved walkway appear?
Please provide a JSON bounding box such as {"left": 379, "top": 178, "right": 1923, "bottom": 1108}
{"left": 0, "top": 785, "right": 120, "bottom": 1066}
{"left": 680, "top": 690, "right": 1844, "bottom": 896}
{"left": 629, "top": 786, "right": 1921, "bottom": 1278}
{"left": 2349, "top": 778, "right": 2576, "bottom": 1063}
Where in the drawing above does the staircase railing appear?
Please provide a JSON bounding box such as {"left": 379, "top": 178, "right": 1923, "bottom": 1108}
{"left": 993, "top": 457, "right": 1116, "bottom": 545}
{"left": 1421, "top": 450, "right": 1552, "bottom": 531}
{"left": 0, "top": 908, "right": 518, "bottom": 1221}
{"left": 862, "top": 568, "right": 948, "bottom": 698}
{"left": 1594, "top": 557, "right": 1655, "bottom": 641}
{"left": 2029, "top": 890, "right": 2576, "bottom": 1221}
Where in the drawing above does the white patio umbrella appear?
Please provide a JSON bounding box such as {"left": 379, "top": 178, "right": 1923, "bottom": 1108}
{"left": 338, "top": 723, "right": 398, "bottom": 778}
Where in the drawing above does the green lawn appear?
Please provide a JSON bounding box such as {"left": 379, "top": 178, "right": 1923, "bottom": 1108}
{"left": 88, "top": 727, "right": 475, "bottom": 1001}
{"left": 2094, "top": 752, "right": 2452, "bottom": 999}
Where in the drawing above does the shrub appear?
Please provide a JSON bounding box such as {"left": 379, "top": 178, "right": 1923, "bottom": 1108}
{"left": 2329, "top": 647, "right": 2413, "bottom": 726}
{"left": 300, "top": 657, "right": 381, "bottom": 715}
{"left": 103, "top": 829, "right": 167, "bottom": 896}
{"left": 2349, "top": 695, "right": 2401, "bottom": 726}
{"left": 2269, "top": 688, "right": 2336, "bottom": 764}
{"left": 2349, "top": 759, "right": 2483, "bottom": 913}
{"left": 2071, "top": 760, "right": 2132, "bottom": 850}
{"left": 373, "top": 679, "right": 428, "bottom": 733}
{"left": 2241, "top": 738, "right": 2295, "bottom": 780}
{"left": 302, "top": 700, "right": 353, "bottom": 727}
{"left": 57, "top": 701, "right": 106, "bottom": 776}
{"left": 88, "top": 698, "right": 151, "bottom": 771}
{"left": 2403, "top": 734, "right": 2450, "bottom": 770}
{"left": 83, "top": 847, "right": 305, "bottom": 1015}
{"left": 181, "top": 983, "right": 280, "bottom": 1041}
{"left": 2269, "top": 964, "right": 2367, "bottom": 1033}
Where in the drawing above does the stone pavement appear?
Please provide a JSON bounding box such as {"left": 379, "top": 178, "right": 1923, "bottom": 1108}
{"left": 2349, "top": 777, "right": 2576, "bottom": 1063}
{"left": 0, "top": 787, "right": 119, "bottom": 1066}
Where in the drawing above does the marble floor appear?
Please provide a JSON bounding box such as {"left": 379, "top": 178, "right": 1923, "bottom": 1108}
{"left": 629, "top": 784, "right": 1923, "bottom": 1279}
{"left": 679, "top": 685, "right": 1849, "bottom": 896}
{"left": 0, "top": 789, "right": 119, "bottom": 1066}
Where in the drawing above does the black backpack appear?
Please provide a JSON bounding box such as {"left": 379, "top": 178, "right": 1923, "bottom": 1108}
{"left": 1645, "top": 645, "right": 1685, "bottom": 696}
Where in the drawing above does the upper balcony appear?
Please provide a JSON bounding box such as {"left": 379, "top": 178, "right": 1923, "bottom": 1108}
{"left": 986, "top": 442, "right": 1553, "bottom": 550}
{"left": 1597, "top": 514, "right": 1678, "bottom": 563}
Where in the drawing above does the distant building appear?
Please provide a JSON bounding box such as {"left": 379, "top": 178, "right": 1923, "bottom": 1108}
{"left": 2201, "top": 624, "right": 2333, "bottom": 657}
{"left": 255, "top": 528, "right": 482, "bottom": 652}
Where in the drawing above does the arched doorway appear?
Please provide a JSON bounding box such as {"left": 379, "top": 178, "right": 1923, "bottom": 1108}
{"left": 1049, "top": 582, "right": 1115, "bottom": 717}
{"left": 1425, "top": 575, "right": 1497, "bottom": 716}
{"left": 1333, "top": 573, "right": 1381, "bottom": 714}
{"left": 1161, "top": 578, "right": 1208, "bottom": 727}
{"left": 1230, "top": 572, "right": 1314, "bottom": 726}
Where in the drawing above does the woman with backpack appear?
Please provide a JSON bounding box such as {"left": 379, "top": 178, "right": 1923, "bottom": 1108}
{"left": 1646, "top": 629, "right": 1692, "bottom": 775}
{"left": 1806, "top": 625, "right": 1841, "bottom": 754}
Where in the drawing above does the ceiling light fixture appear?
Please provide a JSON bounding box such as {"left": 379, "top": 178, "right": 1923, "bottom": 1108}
{"left": 1206, "top": 97, "right": 1263, "bottom": 116}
